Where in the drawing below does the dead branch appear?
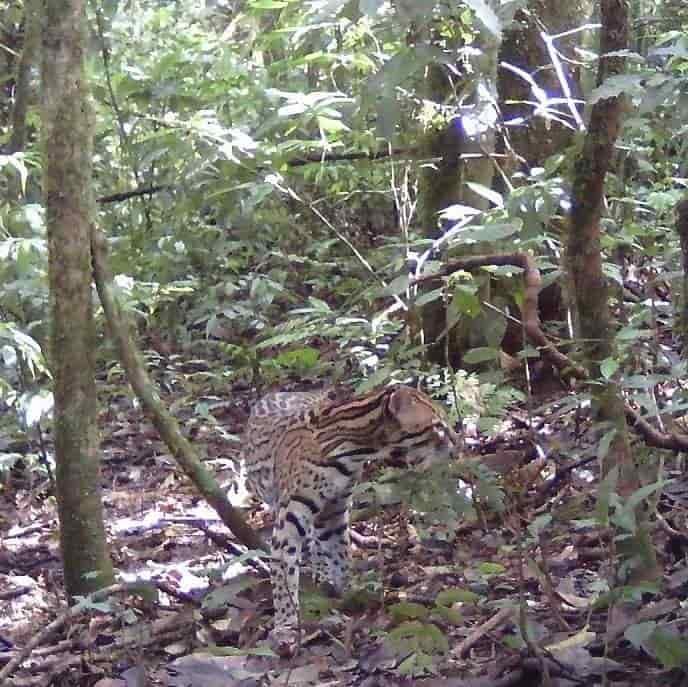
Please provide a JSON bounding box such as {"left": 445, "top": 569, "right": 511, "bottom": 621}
{"left": 97, "top": 184, "right": 174, "bottom": 204}
{"left": 411, "top": 253, "right": 587, "bottom": 380}
{"left": 0, "top": 583, "right": 197, "bottom": 683}
{"left": 0, "top": 582, "right": 150, "bottom": 684}
{"left": 624, "top": 405, "right": 688, "bottom": 451}
{"left": 419, "top": 655, "right": 584, "bottom": 687}
{"left": 287, "top": 146, "right": 419, "bottom": 167}
{"left": 93, "top": 148, "right": 418, "bottom": 205}
{"left": 413, "top": 252, "right": 688, "bottom": 454}
{"left": 90, "top": 224, "right": 264, "bottom": 553}
{"left": 455, "top": 606, "right": 514, "bottom": 658}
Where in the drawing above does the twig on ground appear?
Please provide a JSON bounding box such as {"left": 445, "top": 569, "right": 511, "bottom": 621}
{"left": 0, "top": 582, "right": 127, "bottom": 683}
{"left": 537, "top": 535, "right": 571, "bottom": 631}
{"left": 456, "top": 606, "right": 514, "bottom": 658}
{"left": 0, "top": 580, "right": 170, "bottom": 684}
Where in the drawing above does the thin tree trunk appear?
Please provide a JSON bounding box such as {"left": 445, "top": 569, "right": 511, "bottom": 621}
{"left": 42, "top": 0, "right": 114, "bottom": 596}
{"left": 9, "top": 0, "right": 40, "bottom": 155}
{"left": 567, "top": 0, "right": 658, "bottom": 580}
{"left": 675, "top": 199, "right": 688, "bottom": 356}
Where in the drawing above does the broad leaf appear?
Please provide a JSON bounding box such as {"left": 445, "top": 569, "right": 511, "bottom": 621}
{"left": 463, "top": 0, "right": 502, "bottom": 37}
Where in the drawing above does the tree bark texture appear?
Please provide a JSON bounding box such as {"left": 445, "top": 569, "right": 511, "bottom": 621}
{"left": 568, "top": 0, "right": 627, "bottom": 375}
{"left": 9, "top": 0, "right": 40, "bottom": 155}
{"left": 419, "top": 12, "right": 500, "bottom": 366}
{"left": 568, "top": 0, "right": 631, "bottom": 478}
{"left": 567, "top": 0, "right": 658, "bottom": 580}
{"left": 676, "top": 199, "right": 688, "bottom": 356}
{"left": 42, "top": 0, "right": 114, "bottom": 596}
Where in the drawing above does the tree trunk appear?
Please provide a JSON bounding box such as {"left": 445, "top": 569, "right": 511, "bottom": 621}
{"left": 42, "top": 0, "right": 114, "bottom": 596}
{"left": 498, "top": 0, "right": 589, "bottom": 167}
{"left": 9, "top": 0, "right": 40, "bottom": 155}
{"left": 566, "top": 0, "right": 658, "bottom": 580}
{"left": 675, "top": 199, "right": 688, "bottom": 357}
{"left": 419, "top": 9, "right": 501, "bottom": 367}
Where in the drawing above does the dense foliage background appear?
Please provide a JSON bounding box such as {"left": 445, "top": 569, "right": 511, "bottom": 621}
{"left": 3, "top": 0, "right": 688, "bottom": 682}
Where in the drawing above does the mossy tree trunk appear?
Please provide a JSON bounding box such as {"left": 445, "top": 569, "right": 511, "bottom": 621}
{"left": 567, "top": 0, "right": 658, "bottom": 580}
{"left": 675, "top": 199, "right": 688, "bottom": 356}
{"left": 419, "top": 10, "right": 501, "bottom": 367}
{"left": 42, "top": 0, "right": 115, "bottom": 596}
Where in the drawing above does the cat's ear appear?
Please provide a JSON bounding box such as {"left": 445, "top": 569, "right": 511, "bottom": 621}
{"left": 388, "top": 386, "right": 413, "bottom": 417}
{"left": 388, "top": 386, "right": 433, "bottom": 425}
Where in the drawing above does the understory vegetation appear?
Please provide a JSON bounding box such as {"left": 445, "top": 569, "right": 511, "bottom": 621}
{"left": 2, "top": 0, "right": 688, "bottom": 684}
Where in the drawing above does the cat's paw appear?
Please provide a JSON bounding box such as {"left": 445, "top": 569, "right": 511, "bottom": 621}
{"left": 270, "top": 625, "right": 300, "bottom": 658}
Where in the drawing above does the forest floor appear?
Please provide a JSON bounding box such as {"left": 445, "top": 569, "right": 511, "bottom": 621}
{"left": 1, "top": 360, "right": 687, "bottom": 687}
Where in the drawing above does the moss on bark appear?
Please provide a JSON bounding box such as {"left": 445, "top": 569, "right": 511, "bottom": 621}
{"left": 42, "top": 0, "right": 114, "bottom": 597}
{"left": 567, "top": 0, "right": 658, "bottom": 582}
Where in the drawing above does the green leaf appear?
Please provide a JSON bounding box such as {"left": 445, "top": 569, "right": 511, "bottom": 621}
{"left": 624, "top": 621, "right": 657, "bottom": 649}
{"left": 451, "top": 285, "right": 481, "bottom": 317}
{"left": 0, "top": 453, "right": 23, "bottom": 472}
{"left": 317, "top": 115, "right": 350, "bottom": 133}
{"left": 600, "top": 357, "right": 619, "bottom": 380}
{"left": 385, "top": 273, "right": 410, "bottom": 296}
{"left": 441, "top": 203, "right": 482, "bottom": 222}
{"left": 301, "top": 588, "right": 335, "bottom": 621}
{"left": 527, "top": 513, "right": 552, "bottom": 538}
{"left": 465, "top": 182, "right": 504, "bottom": 208}
{"left": 249, "top": 0, "right": 289, "bottom": 8}
{"left": 129, "top": 581, "right": 160, "bottom": 603}
{"left": 389, "top": 601, "right": 430, "bottom": 623}
{"left": 388, "top": 621, "right": 449, "bottom": 655}
{"left": 306, "top": 0, "right": 351, "bottom": 22}
{"left": 478, "top": 561, "right": 505, "bottom": 577}
{"left": 20, "top": 390, "right": 54, "bottom": 428}
{"left": 626, "top": 479, "right": 666, "bottom": 511}
{"left": 396, "top": 651, "right": 435, "bottom": 677}
{"left": 596, "top": 466, "right": 619, "bottom": 527}
{"left": 448, "top": 222, "right": 521, "bottom": 245}
{"left": 307, "top": 296, "right": 332, "bottom": 312}
{"left": 602, "top": 261, "right": 623, "bottom": 285}
{"left": 375, "top": 92, "right": 400, "bottom": 139}
{"left": 597, "top": 428, "right": 617, "bottom": 460}
{"left": 588, "top": 74, "right": 645, "bottom": 104}
{"left": 433, "top": 605, "right": 463, "bottom": 625}
{"left": 463, "top": 347, "right": 499, "bottom": 364}
{"left": 651, "top": 44, "right": 688, "bottom": 59}
{"left": 414, "top": 287, "right": 444, "bottom": 307}
{"left": 367, "top": 45, "right": 446, "bottom": 99}
{"left": 617, "top": 326, "right": 653, "bottom": 341}
{"left": 435, "top": 587, "right": 480, "bottom": 606}
{"left": 0, "top": 154, "right": 29, "bottom": 194}
{"left": 482, "top": 311, "right": 508, "bottom": 348}
{"left": 273, "top": 346, "right": 320, "bottom": 371}
{"left": 647, "top": 627, "right": 688, "bottom": 669}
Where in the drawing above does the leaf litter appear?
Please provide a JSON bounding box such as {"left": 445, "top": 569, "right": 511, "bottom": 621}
{"left": 1, "top": 368, "right": 687, "bottom": 686}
